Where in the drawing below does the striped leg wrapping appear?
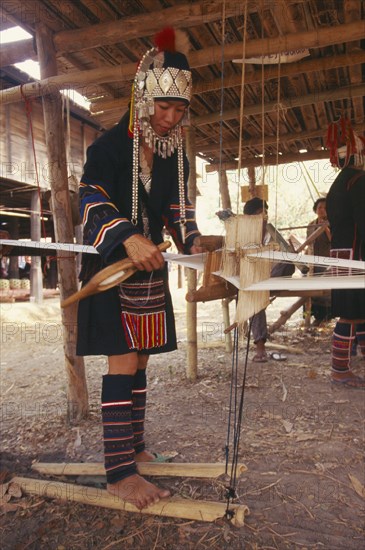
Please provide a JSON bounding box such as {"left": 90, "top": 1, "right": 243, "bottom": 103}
{"left": 355, "top": 323, "right": 365, "bottom": 357}
{"left": 132, "top": 369, "right": 147, "bottom": 455}
{"left": 102, "top": 374, "right": 137, "bottom": 484}
{"left": 332, "top": 322, "right": 355, "bottom": 373}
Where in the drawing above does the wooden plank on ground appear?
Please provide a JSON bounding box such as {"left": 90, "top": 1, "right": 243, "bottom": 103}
{"left": 32, "top": 461, "right": 248, "bottom": 479}
{"left": 13, "top": 476, "right": 249, "bottom": 526}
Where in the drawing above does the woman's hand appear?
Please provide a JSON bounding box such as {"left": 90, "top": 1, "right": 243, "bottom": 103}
{"left": 123, "top": 234, "right": 165, "bottom": 272}
{"left": 189, "top": 244, "right": 204, "bottom": 255}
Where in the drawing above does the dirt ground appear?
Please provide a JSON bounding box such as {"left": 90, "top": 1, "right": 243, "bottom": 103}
{"left": 1, "top": 284, "right": 364, "bottom": 550}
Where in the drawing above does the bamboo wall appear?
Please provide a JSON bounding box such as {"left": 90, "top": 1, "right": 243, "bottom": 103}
{"left": 0, "top": 98, "right": 101, "bottom": 188}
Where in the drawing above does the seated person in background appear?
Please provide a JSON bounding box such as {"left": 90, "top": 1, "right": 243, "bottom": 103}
{"left": 244, "top": 197, "right": 294, "bottom": 362}
{"left": 306, "top": 197, "right": 332, "bottom": 324}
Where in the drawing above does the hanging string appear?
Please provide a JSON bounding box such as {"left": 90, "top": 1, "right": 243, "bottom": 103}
{"left": 301, "top": 161, "right": 321, "bottom": 197}
{"left": 20, "top": 85, "right": 47, "bottom": 240}
{"left": 224, "top": 320, "right": 252, "bottom": 518}
{"left": 301, "top": 163, "right": 316, "bottom": 202}
{"left": 236, "top": 0, "right": 248, "bottom": 211}
{"left": 274, "top": 54, "right": 282, "bottom": 239}
{"left": 225, "top": 323, "right": 239, "bottom": 474}
{"left": 218, "top": 0, "right": 226, "bottom": 210}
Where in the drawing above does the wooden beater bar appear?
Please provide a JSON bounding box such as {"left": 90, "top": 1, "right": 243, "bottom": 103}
{"left": 61, "top": 241, "right": 171, "bottom": 308}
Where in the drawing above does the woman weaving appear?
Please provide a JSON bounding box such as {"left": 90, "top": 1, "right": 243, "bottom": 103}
{"left": 77, "top": 28, "right": 201, "bottom": 509}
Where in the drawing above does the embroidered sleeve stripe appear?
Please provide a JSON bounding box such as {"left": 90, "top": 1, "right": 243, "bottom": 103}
{"left": 79, "top": 181, "right": 111, "bottom": 199}
{"left": 186, "top": 229, "right": 200, "bottom": 239}
{"left": 94, "top": 219, "right": 130, "bottom": 248}
{"left": 82, "top": 201, "right": 119, "bottom": 225}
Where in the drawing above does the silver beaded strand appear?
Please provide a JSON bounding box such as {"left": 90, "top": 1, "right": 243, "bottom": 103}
{"left": 177, "top": 130, "right": 186, "bottom": 243}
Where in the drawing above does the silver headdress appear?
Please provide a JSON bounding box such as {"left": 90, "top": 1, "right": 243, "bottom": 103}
{"left": 130, "top": 28, "right": 192, "bottom": 242}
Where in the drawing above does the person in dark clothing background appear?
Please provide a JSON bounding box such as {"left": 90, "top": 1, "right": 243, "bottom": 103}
{"left": 326, "top": 122, "right": 365, "bottom": 389}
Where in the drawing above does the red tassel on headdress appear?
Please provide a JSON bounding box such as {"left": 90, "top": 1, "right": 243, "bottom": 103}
{"left": 154, "top": 27, "right": 176, "bottom": 52}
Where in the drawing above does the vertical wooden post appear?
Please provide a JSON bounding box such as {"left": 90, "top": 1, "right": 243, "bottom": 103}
{"left": 35, "top": 23, "right": 88, "bottom": 422}
{"left": 248, "top": 166, "right": 256, "bottom": 196}
{"left": 222, "top": 298, "right": 232, "bottom": 353}
{"left": 30, "top": 191, "right": 43, "bottom": 303}
{"left": 218, "top": 169, "right": 231, "bottom": 210}
{"left": 8, "top": 218, "right": 19, "bottom": 279}
{"left": 185, "top": 126, "right": 198, "bottom": 380}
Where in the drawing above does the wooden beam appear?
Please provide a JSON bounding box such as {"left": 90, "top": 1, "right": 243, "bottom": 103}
{"left": 196, "top": 122, "right": 365, "bottom": 154}
{"left": 193, "top": 83, "right": 365, "bottom": 126}
{"left": 189, "top": 20, "right": 365, "bottom": 68}
{"left": 0, "top": 0, "right": 257, "bottom": 64}
{"left": 89, "top": 97, "right": 129, "bottom": 114}
{"left": 194, "top": 50, "right": 365, "bottom": 95}
{"left": 53, "top": 1, "right": 251, "bottom": 54}
{"left": 206, "top": 149, "right": 329, "bottom": 172}
{"left": 0, "top": 38, "right": 35, "bottom": 67}
{"left": 219, "top": 169, "right": 231, "bottom": 210}
{"left": 1, "top": 21, "right": 364, "bottom": 105}
{"left": 13, "top": 476, "right": 249, "bottom": 526}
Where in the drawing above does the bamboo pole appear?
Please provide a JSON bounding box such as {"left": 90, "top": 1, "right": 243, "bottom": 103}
{"left": 218, "top": 170, "right": 231, "bottom": 210}
{"left": 13, "top": 476, "right": 249, "bottom": 526}
{"left": 0, "top": 64, "right": 137, "bottom": 106}
{"left": 35, "top": 23, "right": 88, "bottom": 422}
{"left": 268, "top": 297, "right": 307, "bottom": 335}
{"left": 196, "top": 122, "right": 365, "bottom": 155}
{"left": 247, "top": 166, "right": 256, "bottom": 197}
{"left": 31, "top": 461, "right": 247, "bottom": 478}
{"left": 30, "top": 191, "right": 43, "bottom": 304}
{"left": 185, "top": 126, "right": 198, "bottom": 381}
{"left": 196, "top": 83, "right": 365, "bottom": 127}
{"left": 206, "top": 149, "right": 329, "bottom": 172}
{"left": 194, "top": 50, "right": 365, "bottom": 95}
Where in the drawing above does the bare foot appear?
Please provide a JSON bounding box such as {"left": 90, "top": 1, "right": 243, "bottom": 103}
{"left": 107, "top": 474, "right": 170, "bottom": 510}
{"left": 331, "top": 371, "right": 365, "bottom": 389}
{"left": 135, "top": 450, "right": 156, "bottom": 462}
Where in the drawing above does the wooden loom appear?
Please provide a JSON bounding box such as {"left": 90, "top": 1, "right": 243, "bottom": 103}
{"left": 186, "top": 214, "right": 279, "bottom": 327}
{"left": 185, "top": 216, "right": 346, "bottom": 332}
